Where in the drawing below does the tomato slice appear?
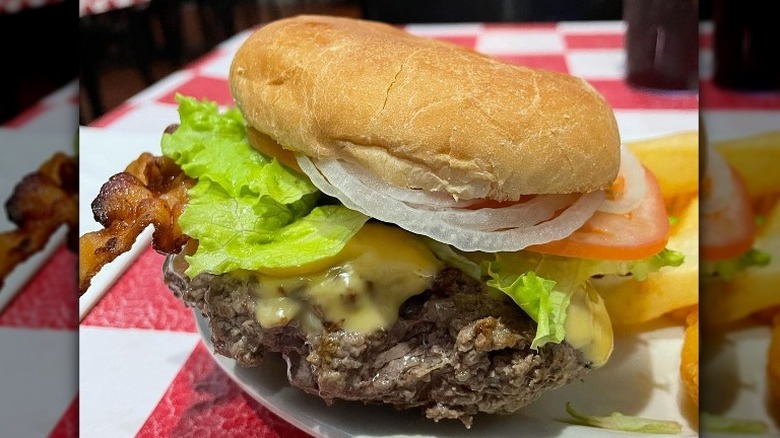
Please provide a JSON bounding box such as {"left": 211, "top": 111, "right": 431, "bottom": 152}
{"left": 527, "top": 167, "right": 670, "bottom": 260}
{"left": 700, "top": 169, "right": 755, "bottom": 261}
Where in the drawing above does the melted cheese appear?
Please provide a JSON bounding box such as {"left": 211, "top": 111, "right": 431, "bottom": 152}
{"left": 250, "top": 223, "right": 442, "bottom": 333}
{"left": 564, "top": 283, "right": 614, "bottom": 367}
{"left": 247, "top": 127, "right": 301, "bottom": 172}
{"left": 239, "top": 222, "right": 613, "bottom": 362}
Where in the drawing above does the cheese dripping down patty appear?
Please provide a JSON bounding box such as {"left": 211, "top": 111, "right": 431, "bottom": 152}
{"left": 177, "top": 222, "right": 613, "bottom": 366}
{"left": 565, "top": 284, "right": 614, "bottom": 368}
{"left": 246, "top": 222, "right": 443, "bottom": 333}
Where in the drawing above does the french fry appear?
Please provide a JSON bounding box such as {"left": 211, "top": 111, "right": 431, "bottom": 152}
{"left": 701, "top": 199, "right": 780, "bottom": 326}
{"left": 705, "top": 131, "right": 780, "bottom": 411}
{"left": 595, "top": 197, "right": 698, "bottom": 326}
{"left": 714, "top": 131, "right": 780, "bottom": 200}
{"left": 680, "top": 309, "right": 699, "bottom": 406}
{"left": 593, "top": 131, "right": 700, "bottom": 326}
{"left": 594, "top": 131, "right": 703, "bottom": 415}
{"left": 626, "top": 130, "right": 699, "bottom": 201}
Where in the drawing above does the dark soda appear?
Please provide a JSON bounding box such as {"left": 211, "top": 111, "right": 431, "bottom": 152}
{"left": 624, "top": 0, "right": 699, "bottom": 90}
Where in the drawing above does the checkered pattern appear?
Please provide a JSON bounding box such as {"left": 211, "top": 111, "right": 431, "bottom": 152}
{"left": 698, "top": 34, "right": 780, "bottom": 111}
{"left": 2, "top": 80, "right": 79, "bottom": 134}
{"left": 73, "top": 21, "right": 766, "bottom": 437}
{"left": 79, "top": 0, "right": 149, "bottom": 16}
{"left": 0, "top": 80, "right": 79, "bottom": 437}
{"left": 0, "top": 0, "right": 64, "bottom": 14}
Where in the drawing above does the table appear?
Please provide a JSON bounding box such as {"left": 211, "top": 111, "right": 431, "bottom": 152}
{"left": 698, "top": 21, "right": 780, "bottom": 137}
{"left": 2, "top": 80, "right": 79, "bottom": 134}
{"left": 0, "top": 80, "right": 79, "bottom": 437}
{"left": 75, "top": 20, "right": 708, "bottom": 438}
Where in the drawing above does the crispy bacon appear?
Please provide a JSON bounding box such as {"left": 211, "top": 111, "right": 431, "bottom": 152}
{"left": 78, "top": 153, "right": 194, "bottom": 294}
{"left": 0, "top": 152, "right": 78, "bottom": 289}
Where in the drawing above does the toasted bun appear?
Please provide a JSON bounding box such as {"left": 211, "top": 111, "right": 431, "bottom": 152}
{"left": 230, "top": 15, "right": 620, "bottom": 200}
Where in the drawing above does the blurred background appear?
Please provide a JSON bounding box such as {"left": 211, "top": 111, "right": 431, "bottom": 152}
{"left": 0, "top": 0, "right": 78, "bottom": 125}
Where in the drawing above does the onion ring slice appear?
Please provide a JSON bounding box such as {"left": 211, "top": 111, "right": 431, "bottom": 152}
{"left": 598, "top": 145, "right": 646, "bottom": 214}
{"left": 335, "top": 159, "right": 481, "bottom": 208}
{"left": 297, "top": 155, "right": 605, "bottom": 252}
{"left": 702, "top": 144, "right": 735, "bottom": 214}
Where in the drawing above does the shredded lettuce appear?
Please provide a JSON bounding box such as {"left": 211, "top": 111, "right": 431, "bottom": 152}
{"left": 162, "top": 95, "right": 368, "bottom": 277}
{"left": 701, "top": 413, "right": 769, "bottom": 435}
{"left": 561, "top": 402, "right": 683, "bottom": 434}
{"left": 701, "top": 248, "right": 771, "bottom": 281}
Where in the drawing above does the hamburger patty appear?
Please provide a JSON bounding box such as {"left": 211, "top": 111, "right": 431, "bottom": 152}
{"left": 164, "top": 258, "right": 590, "bottom": 427}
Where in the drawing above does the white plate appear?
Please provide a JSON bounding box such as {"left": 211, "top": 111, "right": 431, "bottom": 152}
{"left": 78, "top": 126, "right": 164, "bottom": 319}
{"left": 701, "top": 325, "right": 779, "bottom": 436}
{"left": 195, "top": 311, "right": 699, "bottom": 437}
{"left": 0, "top": 128, "right": 75, "bottom": 313}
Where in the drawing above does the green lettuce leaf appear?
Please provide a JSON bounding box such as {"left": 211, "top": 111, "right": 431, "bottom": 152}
{"left": 486, "top": 268, "right": 570, "bottom": 349}
{"left": 561, "top": 402, "right": 683, "bottom": 434}
{"left": 180, "top": 180, "right": 368, "bottom": 276}
{"left": 162, "top": 95, "right": 368, "bottom": 277}
{"left": 701, "top": 248, "right": 771, "bottom": 281}
{"left": 701, "top": 412, "right": 769, "bottom": 435}
{"left": 431, "top": 246, "right": 685, "bottom": 350}
{"left": 421, "top": 238, "right": 482, "bottom": 281}
{"left": 161, "top": 95, "right": 317, "bottom": 204}
{"left": 583, "top": 248, "right": 685, "bottom": 282}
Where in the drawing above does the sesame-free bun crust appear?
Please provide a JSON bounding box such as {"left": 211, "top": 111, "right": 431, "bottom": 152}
{"left": 230, "top": 15, "right": 620, "bottom": 200}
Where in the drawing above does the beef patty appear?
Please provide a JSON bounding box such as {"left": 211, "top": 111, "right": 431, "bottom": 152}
{"left": 164, "top": 256, "right": 590, "bottom": 427}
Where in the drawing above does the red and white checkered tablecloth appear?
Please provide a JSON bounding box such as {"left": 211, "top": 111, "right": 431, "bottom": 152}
{"left": 0, "top": 0, "right": 64, "bottom": 14}
{"left": 72, "top": 20, "right": 771, "bottom": 438}
{"left": 698, "top": 21, "right": 780, "bottom": 142}
{"left": 79, "top": 0, "right": 149, "bottom": 17}
{"left": 0, "top": 79, "right": 79, "bottom": 438}
{"left": 2, "top": 80, "right": 79, "bottom": 134}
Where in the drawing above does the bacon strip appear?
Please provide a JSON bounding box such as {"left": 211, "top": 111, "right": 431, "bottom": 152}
{"left": 0, "top": 152, "right": 78, "bottom": 290}
{"left": 78, "top": 153, "right": 194, "bottom": 294}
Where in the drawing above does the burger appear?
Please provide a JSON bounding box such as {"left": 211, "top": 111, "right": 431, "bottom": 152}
{"left": 80, "top": 15, "right": 683, "bottom": 427}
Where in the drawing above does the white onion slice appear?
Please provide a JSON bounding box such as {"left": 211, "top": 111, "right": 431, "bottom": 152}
{"left": 335, "top": 159, "right": 481, "bottom": 208}
{"left": 326, "top": 159, "right": 580, "bottom": 230}
{"left": 321, "top": 160, "right": 581, "bottom": 231}
{"left": 597, "top": 145, "right": 646, "bottom": 214}
{"left": 296, "top": 155, "right": 605, "bottom": 252}
{"left": 702, "top": 144, "right": 735, "bottom": 214}
{"left": 415, "top": 194, "right": 581, "bottom": 231}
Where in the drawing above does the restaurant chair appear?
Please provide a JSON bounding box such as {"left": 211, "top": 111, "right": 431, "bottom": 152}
{"left": 360, "top": 0, "right": 622, "bottom": 23}
{"left": 80, "top": 4, "right": 157, "bottom": 120}
{"left": 194, "top": 0, "right": 283, "bottom": 50}
{"left": 0, "top": 0, "right": 77, "bottom": 124}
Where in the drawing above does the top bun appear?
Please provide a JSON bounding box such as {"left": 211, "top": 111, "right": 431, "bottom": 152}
{"left": 230, "top": 15, "right": 620, "bottom": 200}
